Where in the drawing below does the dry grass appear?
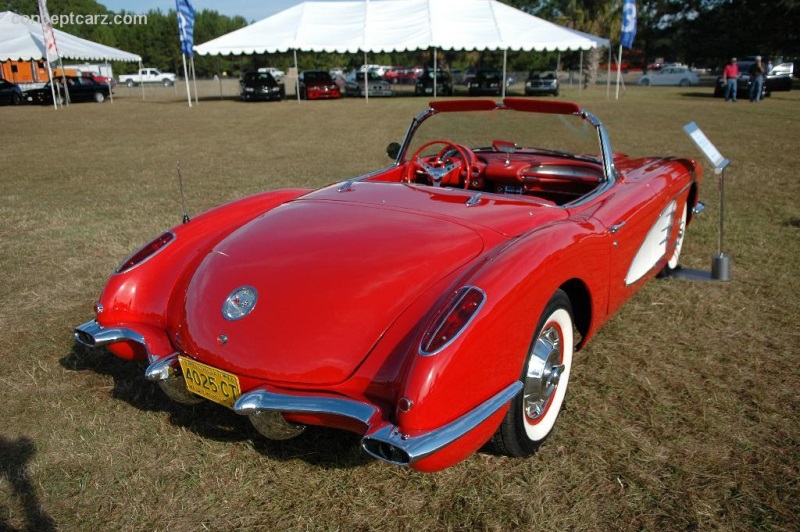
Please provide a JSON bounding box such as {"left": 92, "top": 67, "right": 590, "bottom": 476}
{"left": 1, "top": 79, "right": 799, "bottom": 531}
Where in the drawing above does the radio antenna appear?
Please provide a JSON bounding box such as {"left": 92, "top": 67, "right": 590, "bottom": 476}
{"left": 176, "top": 161, "right": 190, "bottom": 224}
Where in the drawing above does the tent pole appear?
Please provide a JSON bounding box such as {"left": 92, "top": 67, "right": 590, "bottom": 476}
{"left": 139, "top": 60, "right": 145, "bottom": 100}
{"left": 294, "top": 49, "right": 300, "bottom": 103}
{"left": 502, "top": 49, "right": 507, "bottom": 99}
{"left": 606, "top": 46, "right": 612, "bottom": 98}
{"left": 45, "top": 58, "right": 57, "bottom": 110}
{"left": 579, "top": 50, "right": 583, "bottom": 91}
{"left": 433, "top": 48, "right": 437, "bottom": 98}
{"left": 557, "top": 52, "right": 561, "bottom": 80}
{"left": 191, "top": 56, "right": 199, "bottom": 105}
{"left": 181, "top": 54, "right": 193, "bottom": 107}
{"left": 57, "top": 56, "right": 70, "bottom": 106}
{"left": 614, "top": 44, "right": 623, "bottom": 100}
{"left": 364, "top": 51, "right": 369, "bottom": 103}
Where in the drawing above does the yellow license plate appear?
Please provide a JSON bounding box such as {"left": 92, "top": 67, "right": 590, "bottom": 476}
{"left": 179, "top": 356, "right": 242, "bottom": 408}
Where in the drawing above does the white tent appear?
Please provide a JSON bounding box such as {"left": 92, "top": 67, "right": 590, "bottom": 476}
{"left": 195, "top": 0, "right": 603, "bottom": 55}
{"left": 0, "top": 11, "right": 141, "bottom": 62}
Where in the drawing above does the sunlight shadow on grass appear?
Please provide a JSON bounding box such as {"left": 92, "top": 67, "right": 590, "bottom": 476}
{"left": 60, "top": 343, "right": 371, "bottom": 470}
{"left": 0, "top": 436, "right": 56, "bottom": 531}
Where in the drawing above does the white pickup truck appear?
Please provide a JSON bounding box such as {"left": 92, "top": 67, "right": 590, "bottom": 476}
{"left": 118, "top": 68, "right": 177, "bottom": 87}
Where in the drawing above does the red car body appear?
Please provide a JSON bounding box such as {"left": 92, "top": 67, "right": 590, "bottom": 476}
{"left": 75, "top": 98, "right": 703, "bottom": 472}
{"left": 298, "top": 70, "right": 341, "bottom": 100}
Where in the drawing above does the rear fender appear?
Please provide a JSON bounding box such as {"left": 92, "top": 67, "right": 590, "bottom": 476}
{"left": 94, "top": 189, "right": 309, "bottom": 360}
{"left": 395, "top": 218, "right": 610, "bottom": 470}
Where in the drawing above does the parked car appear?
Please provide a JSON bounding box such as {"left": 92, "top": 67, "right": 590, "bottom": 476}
{"left": 384, "top": 66, "right": 419, "bottom": 84}
{"left": 0, "top": 78, "right": 23, "bottom": 105}
{"left": 75, "top": 97, "right": 704, "bottom": 473}
{"left": 414, "top": 68, "right": 454, "bottom": 96}
{"left": 467, "top": 70, "right": 504, "bottom": 96}
{"left": 83, "top": 72, "right": 116, "bottom": 88}
{"left": 297, "top": 70, "right": 341, "bottom": 100}
{"left": 258, "top": 67, "right": 285, "bottom": 81}
{"left": 637, "top": 66, "right": 699, "bottom": 87}
{"left": 524, "top": 70, "right": 559, "bottom": 96}
{"left": 118, "top": 68, "right": 176, "bottom": 87}
{"left": 345, "top": 71, "right": 393, "bottom": 97}
{"left": 712, "top": 61, "right": 793, "bottom": 98}
{"left": 23, "top": 75, "right": 111, "bottom": 104}
{"left": 240, "top": 71, "right": 285, "bottom": 102}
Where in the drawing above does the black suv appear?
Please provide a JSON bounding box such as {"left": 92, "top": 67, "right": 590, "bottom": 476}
{"left": 240, "top": 71, "right": 285, "bottom": 102}
{"left": 414, "top": 68, "right": 454, "bottom": 96}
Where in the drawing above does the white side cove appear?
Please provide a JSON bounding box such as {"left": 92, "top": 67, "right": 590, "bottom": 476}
{"left": 625, "top": 200, "right": 677, "bottom": 285}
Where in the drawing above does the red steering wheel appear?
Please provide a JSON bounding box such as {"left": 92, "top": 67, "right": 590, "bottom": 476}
{"left": 406, "top": 140, "right": 476, "bottom": 189}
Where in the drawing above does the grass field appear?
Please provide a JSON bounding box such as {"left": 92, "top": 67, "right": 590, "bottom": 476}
{"left": 1, "top": 81, "right": 799, "bottom": 531}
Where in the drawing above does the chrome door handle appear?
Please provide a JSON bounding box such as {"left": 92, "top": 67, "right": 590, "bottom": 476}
{"left": 609, "top": 221, "right": 626, "bottom": 234}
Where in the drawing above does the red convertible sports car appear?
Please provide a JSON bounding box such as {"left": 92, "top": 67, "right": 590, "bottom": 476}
{"left": 75, "top": 98, "right": 704, "bottom": 472}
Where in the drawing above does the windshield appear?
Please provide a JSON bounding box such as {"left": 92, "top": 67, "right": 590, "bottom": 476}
{"left": 405, "top": 106, "right": 602, "bottom": 164}
{"left": 304, "top": 71, "right": 332, "bottom": 83}
{"left": 245, "top": 72, "right": 275, "bottom": 83}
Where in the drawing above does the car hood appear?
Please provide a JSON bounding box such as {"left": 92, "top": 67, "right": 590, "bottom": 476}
{"left": 179, "top": 198, "right": 487, "bottom": 385}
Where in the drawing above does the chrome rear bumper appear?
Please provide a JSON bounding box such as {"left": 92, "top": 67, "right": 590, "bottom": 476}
{"left": 74, "top": 319, "right": 146, "bottom": 350}
{"left": 235, "top": 381, "right": 522, "bottom": 466}
{"left": 77, "top": 318, "right": 522, "bottom": 467}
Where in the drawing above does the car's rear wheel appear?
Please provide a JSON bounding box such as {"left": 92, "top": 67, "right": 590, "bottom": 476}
{"left": 94, "top": 92, "right": 105, "bottom": 103}
{"left": 12, "top": 92, "right": 21, "bottom": 105}
{"left": 679, "top": 78, "right": 690, "bottom": 87}
{"left": 640, "top": 79, "right": 651, "bottom": 86}
{"left": 126, "top": 79, "right": 134, "bottom": 88}
{"left": 492, "top": 289, "right": 574, "bottom": 457}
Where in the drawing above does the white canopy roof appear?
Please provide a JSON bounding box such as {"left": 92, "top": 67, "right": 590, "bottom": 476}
{"left": 195, "top": 0, "right": 606, "bottom": 56}
{"left": 0, "top": 11, "right": 141, "bottom": 62}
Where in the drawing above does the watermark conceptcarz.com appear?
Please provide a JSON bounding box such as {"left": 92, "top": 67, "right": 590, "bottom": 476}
{"left": 14, "top": 12, "right": 148, "bottom": 27}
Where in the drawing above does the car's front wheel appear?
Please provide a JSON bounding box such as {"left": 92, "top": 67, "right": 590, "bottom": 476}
{"left": 12, "top": 92, "right": 21, "bottom": 105}
{"left": 492, "top": 289, "right": 574, "bottom": 457}
{"left": 94, "top": 91, "right": 105, "bottom": 103}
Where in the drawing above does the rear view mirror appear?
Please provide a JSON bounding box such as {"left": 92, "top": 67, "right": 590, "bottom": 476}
{"left": 387, "top": 142, "right": 401, "bottom": 160}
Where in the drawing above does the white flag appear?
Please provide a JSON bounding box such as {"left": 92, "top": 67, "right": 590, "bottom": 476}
{"left": 37, "top": 0, "right": 60, "bottom": 62}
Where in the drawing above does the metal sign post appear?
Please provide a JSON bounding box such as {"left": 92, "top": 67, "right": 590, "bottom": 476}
{"left": 684, "top": 122, "right": 731, "bottom": 281}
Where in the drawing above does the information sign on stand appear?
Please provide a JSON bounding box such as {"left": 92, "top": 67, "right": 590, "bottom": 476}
{"left": 683, "top": 122, "right": 731, "bottom": 281}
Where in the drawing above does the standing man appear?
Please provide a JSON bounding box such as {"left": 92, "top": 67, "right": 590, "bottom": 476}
{"left": 749, "top": 56, "right": 765, "bottom": 102}
{"left": 722, "top": 57, "right": 738, "bottom": 102}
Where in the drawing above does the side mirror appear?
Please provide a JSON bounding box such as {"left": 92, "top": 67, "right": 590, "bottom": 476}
{"left": 386, "top": 142, "right": 401, "bottom": 160}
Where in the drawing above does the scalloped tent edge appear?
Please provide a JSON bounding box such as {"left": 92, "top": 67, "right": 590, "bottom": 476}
{"left": 194, "top": 0, "right": 609, "bottom": 56}
{"left": 0, "top": 11, "right": 141, "bottom": 62}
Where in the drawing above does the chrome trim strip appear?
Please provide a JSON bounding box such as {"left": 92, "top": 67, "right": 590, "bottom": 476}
{"left": 234, "top": 387, "right": 378, "bottom": 427}
{"left": 361, "top": 381, "right": 522, "bottom": 465}
{"left": 74, "top": 319, "right": 147, "bottom": 350}
{"left": 465, "top": 193, "right": 483, "bottom": 207}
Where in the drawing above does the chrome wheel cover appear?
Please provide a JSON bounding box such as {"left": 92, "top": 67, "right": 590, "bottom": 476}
{"left": 523, "top": 324, "right": 565, "bottom": 422}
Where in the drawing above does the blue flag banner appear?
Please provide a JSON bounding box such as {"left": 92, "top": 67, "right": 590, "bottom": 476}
{"left": 621, "top": 0, "right": 637, "bottom": 49}
{"left": 176, "top": 0, "right": 195, "bottom": 57}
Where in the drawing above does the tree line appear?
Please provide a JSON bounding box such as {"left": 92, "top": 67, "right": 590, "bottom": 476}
{"left": 2, "top": 0, "right": 797, "bottom": 80}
